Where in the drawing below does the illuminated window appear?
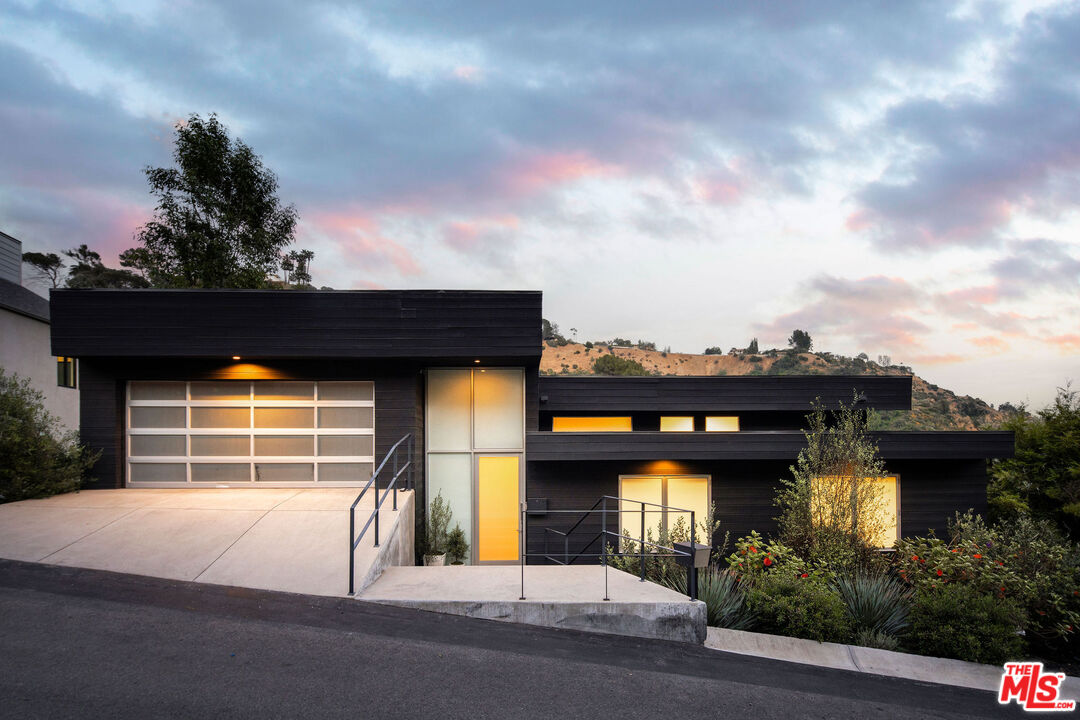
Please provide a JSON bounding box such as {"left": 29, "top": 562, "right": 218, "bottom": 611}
{"left": 811, "top": 474, "right": 899, "bottom": 548}
{"left": 56, "top": 357, "right": 76, "bottom": 388}
{"left": 660, "top": 416, "right": 694, "bottom": 432}
{"left": 619, "top": 475, "right": 710, "bottom": 542}
{"left": 552, "top": 416, "right": 632, "bottom": 432}
{"left": 705, "top": 416, "right": 739, "bottom": 432}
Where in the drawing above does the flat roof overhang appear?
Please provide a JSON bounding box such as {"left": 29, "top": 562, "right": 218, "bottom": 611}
{"left": 538, "top": 375, "right": 913, "bottom": 412}
{"left": 526, "top": 430, "right": 1015, "bottom": 462}
{"left": 50, "top": 289, "right": 543, "bottom": 361}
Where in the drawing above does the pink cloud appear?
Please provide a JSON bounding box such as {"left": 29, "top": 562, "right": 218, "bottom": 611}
{"left": 969, "top": 335, "right": 1010, "bottom": 353}
{"left": 908, "top": 353, "right": 967, "bottom": 365}
{"left": 500, "top": 151, "right": 622, "bottom": 196}
{"left": 443, "top": 214, "right": 519, "bottom": 251}
{"left": 1044, "top": 334, "right": 1080, "bottom": 353}
{"left": 453, "top": 65, "right": 483, "bottom": 82}
{"left": 304, "top": 211, "right": 420, "bottom": 277}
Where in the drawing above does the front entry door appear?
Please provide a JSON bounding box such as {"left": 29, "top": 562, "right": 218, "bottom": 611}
{"left": 476, "top": 455, "right": 521, "bottom": 563}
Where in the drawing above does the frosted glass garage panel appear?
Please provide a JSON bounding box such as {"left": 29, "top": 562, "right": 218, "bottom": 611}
{"left": 255, "top": 463, "right": 313, "bottom": 482}
{"left": 190, "top": 382, "right": 250, "bottom": 401}
{"left": 427, "top": 369, "right": 471, "bottom": 451}
{"left": 130, "top": 406, "right": 186, "bottom": 429}
{"left": 191, "top": 436, "right": 250, "bottom": 456}
{"left": 191, "top": 463, "right": 250, "bottom": 483}
{"left": 428, "top": 453, "right": 472, "bottom": 556}
{"left": 129, "top": 463, "right": 186, "bottom": 483}
{"left": 318, "top": 435, "right": 374, "bottom": 456}
{"left": 318, "top": 407, "right": 373, "bottom": 428}
{"left": 129, "top": 382, "right": 186, "bottom": 401}
{"left": 254, "top": 436, "right": 313, "bottom": 456}
{"left": 318, "top": 463, "right": 374, "bottom": 482}
{"left": 254, "top": 382, "right": 314, "bottom": 401}
{"left": 318, "top": 382, "right": 374, "bottom": 401}
{"left": 129, "top": 435, "right": 185, "bottom": 456}
{"left": 473, "top": 368, "right": 523, "bottom": 450}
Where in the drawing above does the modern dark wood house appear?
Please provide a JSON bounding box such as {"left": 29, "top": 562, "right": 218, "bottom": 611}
{"left": 50, "top": 288, "right": 1013, "bottom": 564}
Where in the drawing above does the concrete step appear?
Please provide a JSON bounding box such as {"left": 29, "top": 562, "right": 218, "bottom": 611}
{"left": 357, "top": 565, "right": 707, "bottom": 644}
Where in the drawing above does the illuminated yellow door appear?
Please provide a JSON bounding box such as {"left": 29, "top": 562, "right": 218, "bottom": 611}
{"left": 477, "top": 456, "right": 520, "bottom": 562}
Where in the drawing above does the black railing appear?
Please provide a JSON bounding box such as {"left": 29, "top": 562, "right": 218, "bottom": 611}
{"left": 348, "top": 433, "right": 414, "bottom": 595}
{"left": 526, "top": 496, "right": 701, "bottom": 602}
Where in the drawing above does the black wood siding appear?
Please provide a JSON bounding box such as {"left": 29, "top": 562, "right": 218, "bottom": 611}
{"left": 524, "top": 458, "right": 990, "bottom": 563}
{"left": 539, "top": 375, "right": 913, "bottom": 412}
{"left": 526, "top": 430, "right": 1014, "bottom": 462}
{"left": 51, "top": 289, "right": 542, "bottom": 361}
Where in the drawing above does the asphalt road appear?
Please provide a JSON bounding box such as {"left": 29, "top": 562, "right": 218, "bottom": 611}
{"left": 0, "top": 560, "right": 1025, "bottom": 720}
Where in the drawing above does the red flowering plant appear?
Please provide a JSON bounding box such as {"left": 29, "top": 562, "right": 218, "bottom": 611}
{"left": 894, "top": 511, "right": 1080, "bottom": 653}
{"left": 726, "top": 531, "right": 832, "bottom": 582}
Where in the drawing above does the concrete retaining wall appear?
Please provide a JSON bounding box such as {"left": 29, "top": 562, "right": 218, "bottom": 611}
{"left": 354, "top": 490, "right": 414, "bottom": 594}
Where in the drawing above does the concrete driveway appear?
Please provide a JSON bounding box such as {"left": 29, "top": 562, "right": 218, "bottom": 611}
{"left": 0, "top": 488, "right": 408, "bottom": 596}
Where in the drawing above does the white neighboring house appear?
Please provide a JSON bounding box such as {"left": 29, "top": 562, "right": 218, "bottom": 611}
{"left": 0, "top": 230, "right": 79, "bottom": 431}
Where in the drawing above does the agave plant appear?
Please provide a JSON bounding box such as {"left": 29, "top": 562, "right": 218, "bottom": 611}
{"left": 834, "top": 572, "right": 912, "bottom": 639}
{"left": 674, "top": 566, "right": 755, "bottom": 630}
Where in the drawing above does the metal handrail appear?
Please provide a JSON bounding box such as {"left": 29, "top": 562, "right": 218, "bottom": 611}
{"left": 529, "top": 497, "right": 700, "bottom": 601}
{"left": 348, "top": 433, "right": 413, "bottom": 595}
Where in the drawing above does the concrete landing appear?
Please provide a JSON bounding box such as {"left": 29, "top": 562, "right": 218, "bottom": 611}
{"left": 358, "top": 565, "right": 707, "bottom": 644}
{"left": 0, "top": 488, "right": 413, "bottom": 597}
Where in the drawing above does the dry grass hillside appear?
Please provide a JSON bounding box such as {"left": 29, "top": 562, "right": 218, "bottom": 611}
{"left": 541, "top": 342, "right": 1010, "bottom": 431}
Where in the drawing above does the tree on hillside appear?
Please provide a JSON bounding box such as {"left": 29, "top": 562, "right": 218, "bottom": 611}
{"left": 989, "top": 386, "right": 1080, "bottom": 541}
{"left": 122, "top": 113, "right": 305, "bottom": 288}
{"left": 21, "top": 252, "right": 64, "bottom": 288}
{"left": 64, "top": 245, "right": 149, "bottom": 288}
{"left": 788, "top": 329, "right": 812, "bottom": 352}
{"left": 747, "top": 338, "right": 759, "bottom": 354}
{"left": 280, "top": 249, "right": 314, "bottom": 287}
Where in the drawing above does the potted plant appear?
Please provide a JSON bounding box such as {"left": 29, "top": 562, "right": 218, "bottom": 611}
{"left": 446, "top": 524, "right": 469, "bottom": 565}
{"left": 423, "top": 491, "right": 452, "bottom": 566}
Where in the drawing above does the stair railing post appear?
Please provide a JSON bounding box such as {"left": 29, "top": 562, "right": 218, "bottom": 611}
{"left": 602, "top": 497, "right": 610, "bottom": 601}
{"left": 639, "top": 501, "right": 646, "bottom": 582}
{"left": 348, "top": 506, "right": 355, "bottom": 595}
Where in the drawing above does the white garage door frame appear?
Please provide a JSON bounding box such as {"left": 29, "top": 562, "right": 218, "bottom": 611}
{"left": 126, "top": 380, "right": 376, "bottom": 488}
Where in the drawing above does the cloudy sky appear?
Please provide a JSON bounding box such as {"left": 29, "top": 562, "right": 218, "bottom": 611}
{"left": 2, "top": 1, "right": 1078, "bottom": 408}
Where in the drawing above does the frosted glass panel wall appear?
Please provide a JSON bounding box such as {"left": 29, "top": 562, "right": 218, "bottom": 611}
{"left": 425, "top": 367, "right": 525, "bottom": 563}
{"left": 427, "top": 369, "right": 472, "bottom": 451}
{"left": 428, "top": 453, "right": 473, "bottom": 551}
{"left": 473, "top": 368, "right": 524, "bottom": 450}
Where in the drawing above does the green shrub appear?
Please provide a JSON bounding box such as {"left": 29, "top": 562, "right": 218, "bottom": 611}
{"left": 592, "top": 354, "right": 649, "bottom": 376}
{"left": 672, "top": 566, "right": 754, "bottom": 630}
{"left": 424, "top": 491, "right": 452, "bottom": 555}
{"left": 894, "top": 512, "right": 1080, "bottom": 656}
{"left": 445, "top": 524, "right": 469, "bottom": 564}
{"left": 904, "top": 584, "right": 1024, "bottom": 664}
{"left": 835, "top": 572, "right": 910, "bottom": 640}
{"left": 0, "top": 370, "right": 97, "bottom": 503}
{"left": 744, "top": 573, "right": 852, "bottom": 643}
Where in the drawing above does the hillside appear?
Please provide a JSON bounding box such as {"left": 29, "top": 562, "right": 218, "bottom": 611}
{"left": 540, "top": 342, "right": 1010, "bottom": 431}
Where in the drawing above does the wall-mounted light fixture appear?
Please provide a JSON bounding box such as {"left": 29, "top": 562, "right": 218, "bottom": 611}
{"left": 232, "top": 356, "right": 241, "bottom": 360}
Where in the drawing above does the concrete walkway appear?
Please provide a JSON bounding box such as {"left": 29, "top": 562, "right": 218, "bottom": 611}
{"left": 0, "top": 488, "right": 412, "bottom": 597}
{"left": 359, "top": 565, "right": 707, "bottom": 643}
{"left": 705, "top": 626, "right": 1080, "bottom": 696}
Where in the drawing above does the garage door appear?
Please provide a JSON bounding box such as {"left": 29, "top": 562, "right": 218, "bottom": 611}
{"left": 126, "top": 381, "right": 374, "bottom": 487}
